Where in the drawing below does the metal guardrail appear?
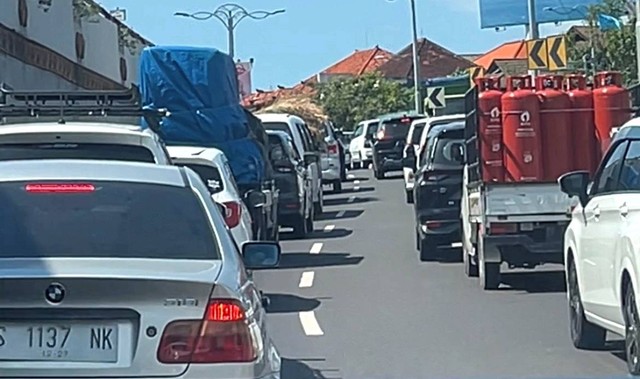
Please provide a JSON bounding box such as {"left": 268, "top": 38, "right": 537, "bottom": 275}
{"left": 0, "top": 83, "right": 168, "bottom": 133}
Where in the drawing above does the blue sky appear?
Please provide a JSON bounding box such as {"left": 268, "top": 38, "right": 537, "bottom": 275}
{"left": 97, "top": 0, "right": 575, "bottom": 90}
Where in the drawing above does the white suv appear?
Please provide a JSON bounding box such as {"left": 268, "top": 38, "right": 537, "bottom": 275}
{"left": 560, "top": 119, "right": 640, "bottom": 376}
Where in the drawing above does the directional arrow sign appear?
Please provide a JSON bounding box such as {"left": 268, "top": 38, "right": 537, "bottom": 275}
{"left": 527, "top": 39, "right": 548, "bottom": 70}
{"left": 425, "top": 87, "right": 445, "bottom": 109}
{"left": 546, "top": 35, "right": 567, "bottom": 70}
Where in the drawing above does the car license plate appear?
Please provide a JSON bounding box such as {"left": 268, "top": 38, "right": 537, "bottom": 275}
{"left": 0, "top": 322, "right": 118, "bottom": 362}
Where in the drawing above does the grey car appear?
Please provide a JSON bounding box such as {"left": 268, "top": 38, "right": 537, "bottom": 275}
{"left": 0, "top": 159, "right": 282, "bottom": 379}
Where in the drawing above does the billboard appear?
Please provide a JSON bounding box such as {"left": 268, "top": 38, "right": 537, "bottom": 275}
{"left": 235, "top": 61, "right": 253, "bottom": 99}
{"left": 479, "top": 0, "right": 604, "bottom": 29}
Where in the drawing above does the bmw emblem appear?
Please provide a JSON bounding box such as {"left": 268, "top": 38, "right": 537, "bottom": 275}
{"left": 44, "top": 283, "right": 65, "bottom": 304}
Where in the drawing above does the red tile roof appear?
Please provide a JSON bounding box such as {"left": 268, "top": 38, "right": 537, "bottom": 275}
{"left": 304, "top": 46, "right": 394, "bottom": 83}
{"left": 474, "top": 40, "right": 527, "bottom": 70}
{"left": 378, "top": 38, "right": 474, "bottom": 80}
{"left": 241, "top": 82, "right": 316, "bottom": 110}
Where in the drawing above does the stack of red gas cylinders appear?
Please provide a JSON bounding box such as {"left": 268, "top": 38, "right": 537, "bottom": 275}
{"left": 475, "top": 71, "right": 631, "bottom": 183}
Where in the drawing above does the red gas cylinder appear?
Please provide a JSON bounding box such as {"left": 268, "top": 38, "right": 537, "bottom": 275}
{"left": 565, "top": 75, "right": 599, "bottom": 175}
{"left": 536, "top": 75, "right": 572, "bottom": 181}
{"left": 476, "top": 76, "right": 504, "bottom": 182}
{"left": 593, "top": 71, "right": 632, "bottom": 154}
{"left": 501, "top": 75, "right": 543, "bottom": 182}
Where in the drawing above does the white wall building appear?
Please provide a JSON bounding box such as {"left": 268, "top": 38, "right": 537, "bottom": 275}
{"left": 0, "top": 0, "right": 153, "bottom": 91}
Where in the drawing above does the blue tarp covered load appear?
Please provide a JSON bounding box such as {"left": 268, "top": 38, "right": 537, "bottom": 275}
{"left": 139, "top": 46, "right": 264, "bottom": 185}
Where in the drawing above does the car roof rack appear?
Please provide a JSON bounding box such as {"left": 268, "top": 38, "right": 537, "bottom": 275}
{"left": 0, "top": 83, "right": 168, "bottom": 133}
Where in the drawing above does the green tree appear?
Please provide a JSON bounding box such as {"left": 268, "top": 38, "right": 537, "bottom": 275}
{"left": 315, "top": 72, "right": 413, "bottom": 131}
{"left": 568, "top": 0, "right": 637, "bottom": 84}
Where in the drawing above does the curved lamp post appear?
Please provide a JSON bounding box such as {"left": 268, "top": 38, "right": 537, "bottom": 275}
{"left": 174, "top": 4, "right": 285, "bottom": 59}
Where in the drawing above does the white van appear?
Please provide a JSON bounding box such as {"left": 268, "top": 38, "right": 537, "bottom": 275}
{"left": 257, "top": 113, "right": 324, "bottom": 215}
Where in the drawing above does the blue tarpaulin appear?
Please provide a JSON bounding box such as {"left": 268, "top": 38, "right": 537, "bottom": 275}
{"left": 139, "top": 46, "right": 264, "bottom": 185}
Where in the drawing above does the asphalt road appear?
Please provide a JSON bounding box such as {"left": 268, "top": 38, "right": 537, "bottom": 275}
{"left": 255, "top": 169, "right": 629, "bottom": 379}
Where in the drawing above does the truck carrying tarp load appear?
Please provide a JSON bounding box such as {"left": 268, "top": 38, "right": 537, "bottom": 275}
{"left": 138, "top": 46, "right": 265, "bottom": 185}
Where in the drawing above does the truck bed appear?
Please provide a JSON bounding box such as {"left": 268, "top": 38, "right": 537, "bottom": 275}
{"left": 468, "top": 182, "right": 573, "bottom": 223}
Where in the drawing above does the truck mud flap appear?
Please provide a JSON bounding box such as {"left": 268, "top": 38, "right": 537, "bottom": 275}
{"left": 481, "top": 237, "right": 502, "bottom": 263}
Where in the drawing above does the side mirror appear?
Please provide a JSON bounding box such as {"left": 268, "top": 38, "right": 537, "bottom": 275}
{"left": 303, "top": 152, "right": 319, "bottom": 166}
{"left": 402, "top": 156, "right": 416, "bottom": 169}
{"left": 558, "top": 170, "right": 590, "bottom": 207}
{"left": 242, "top": 241, "right": 281, "bottom": 269}
{"left": 245, "top": 190, "right": 267, "bottom": 208}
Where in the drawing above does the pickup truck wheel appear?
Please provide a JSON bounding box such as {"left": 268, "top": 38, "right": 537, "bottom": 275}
{"left": 625, "top": 284, "right": 640, "bottom": 375}
{"left": 292, "top": 214, "right": 308, "bottom": 239}
{"left": 406, "top": 189, "right": 414, "bottom": 204}
{"left": 568, "top": 259, "right": 606, "bottom": 349}
{"left": 419, "top": 237, "right": 437, "bottom": 262}
{"left": 333, "top": 180, "right": 342, "bottom": 193}
{"left": 478, "top": 237, "right": 500, "bottom": 290}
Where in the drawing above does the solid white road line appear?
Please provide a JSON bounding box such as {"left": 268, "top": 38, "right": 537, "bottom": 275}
{"left": 348, "top": 196, "right": 355, "bottom": 203}
{"left": 310, "top": 242, "right": 323, "bottom": 254}
{"left": 324, "top": 224, "right": 335, "bottom": 232}
{"left": 299, "top": 271, "right": 315, "bottom": 288}
{"left": 299, "top": 311, "right": 324, "bottom": 336}
{"left": 336, "top": 210, "right": 346, "bottom": 218}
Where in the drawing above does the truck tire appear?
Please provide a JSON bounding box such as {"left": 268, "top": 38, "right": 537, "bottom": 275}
{"left": 314, "top": 193, "right": 323, "bottom": 216}
{"left": 305, "top": 206, "right": 314, "bottom": 233}
{"left": 406, "top": 189, "right": 414, "bottom": 204}
{"left": 419, "top": 236, "right": 437, "bottom": 262}
{"left": 568, "top": 259, "right": 606, "bottom": 349}
{"left": 478, "top": 236, "right": 500, "bottom": 290}
{"left": 292, "top": 214, "right": 308, "bottom": 239}
{"left": 333, "top": 180, "right": 342, "bottom": 193}
{"left": 375, "top": 169, "right": 385, "bottom": 180}
{"left": 462, "top": 228, "right": 478, "bottom": 277}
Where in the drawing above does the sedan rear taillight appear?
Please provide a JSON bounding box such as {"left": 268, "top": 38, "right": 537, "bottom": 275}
{"left": 157, "top": 299, "right": 256, "bottom": 364}
{"left": 222, "top": 201, "right": 242, "bottom": 228}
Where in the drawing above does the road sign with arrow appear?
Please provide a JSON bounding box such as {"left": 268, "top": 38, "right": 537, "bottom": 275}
{"left": 546, "top": 35, "right": 567, "bottom": 70}
{"left": 527, "top": 39, "right": 548, "bottom": 70}
{"left": 424, "top": 87, "right": 445, "bottom": 109}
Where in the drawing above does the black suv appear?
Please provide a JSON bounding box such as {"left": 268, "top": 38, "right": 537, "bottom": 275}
{"left": 404, "top": 120, "right": 465, "bottom": 261}
{"left": 267, "top": 130, "right": 314, "bottom": 238}
{"left": 372, "top": 114, "right": 424, "bottom": 179}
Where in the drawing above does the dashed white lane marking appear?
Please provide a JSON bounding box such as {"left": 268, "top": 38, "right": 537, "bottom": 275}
{"left": 347, "top": 173, "right": 355, "bottom": 180}
{"left": 451, "top": 242, "right": 463, "bottom": 248}
{"left": 348, "top": 196, "right": 355, "bottom": 203}
{"left": 336, "top": 210, "right": 346, "bottom": 218}
{"left": 310, "top": 242, "right": 323, "bottom": 254}
{"left": 299, "top": 311, "right": 324, "bottom": 336}
{"left": 324, "top": 224, "right": 335, "bottom": 232}
{"left": 299, "top": 271, "right": 315, "bottom": 288}
{"left": 353, "top": 179, "right": 360, "bottom": 191}
{"left": 354, "top": 180, "right": 360, "bottom": 185}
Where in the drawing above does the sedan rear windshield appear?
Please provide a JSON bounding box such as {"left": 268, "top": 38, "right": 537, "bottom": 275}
{"left": 0, "top": 143, "right": 156, "bottom": 162}
{"left": 263, "top": 122, "right": 293, "bottom": 139}
{"left": 0, "top": 181, "right": 219, "bottom": 260}
{"left": 179, "top": 163, "right": 224, "bottom": 193}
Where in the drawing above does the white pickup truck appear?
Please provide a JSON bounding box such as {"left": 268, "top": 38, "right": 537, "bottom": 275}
{"left": 460, "top": 86, "right": 574, "bottom": 290}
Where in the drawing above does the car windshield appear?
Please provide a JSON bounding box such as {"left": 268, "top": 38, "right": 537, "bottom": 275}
{"left": 0, "top": 181, "right": 218, "bottom": 259}
{"left": 429, "top": 130, "right": 465, "bottom": 166}
{"left": 0, "top": 143, "right": 156, "bottom": 162}
{"left": 178, "top": 163, "right": 224, "bottom": 193}
{"left": 263, "top": 122, "right": 293, "bottom": 139}
{"left": 379, "top": 120, "right": 412, "bottom": 138}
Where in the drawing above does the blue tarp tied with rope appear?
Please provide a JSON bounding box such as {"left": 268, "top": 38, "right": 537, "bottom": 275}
{"left": 139, "top": 46, "right": 264, "bottom": 185}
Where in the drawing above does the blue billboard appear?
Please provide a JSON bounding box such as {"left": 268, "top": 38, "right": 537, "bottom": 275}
{"left": 479, "top": 0, "right": 604, "bottom": 29}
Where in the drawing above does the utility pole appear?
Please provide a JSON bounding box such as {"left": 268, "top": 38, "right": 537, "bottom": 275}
{"left": 527, "top": 0, "right": 540, "bottom": 78}
{"left": 410, "top": 0, "right": 421, "bottom": 113}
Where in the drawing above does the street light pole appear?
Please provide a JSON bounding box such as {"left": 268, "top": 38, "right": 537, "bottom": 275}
{"left": 410, "top": 0, "right": 421, "bottom": 113}
{"left": 174, "top": 4, "right": 285, "bottom": 60}
{"left": 527, "top": 0, "right": 540, "bottom": 78}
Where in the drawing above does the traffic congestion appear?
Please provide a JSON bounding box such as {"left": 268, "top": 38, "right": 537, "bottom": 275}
{"left": 4, "top": 0, "right": 640, "bottom": 378}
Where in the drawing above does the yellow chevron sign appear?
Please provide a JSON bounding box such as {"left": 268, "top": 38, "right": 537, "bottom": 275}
{"left": 468, "top": 66, "right": 485, "bottom": 87}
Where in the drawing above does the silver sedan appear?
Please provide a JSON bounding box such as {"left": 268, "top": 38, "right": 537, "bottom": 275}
{"left": 0, "top": 159, "right": 281, "bottom": 379}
